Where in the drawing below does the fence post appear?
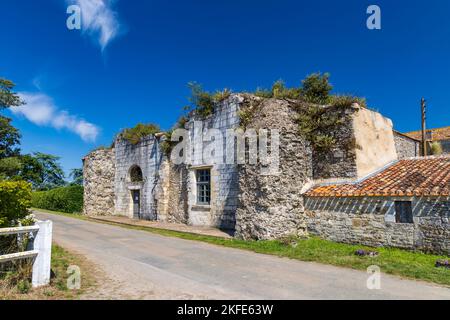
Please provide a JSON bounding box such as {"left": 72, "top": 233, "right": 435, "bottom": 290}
{"left": 32, "top": 220, "right": 53, "bottom": 288}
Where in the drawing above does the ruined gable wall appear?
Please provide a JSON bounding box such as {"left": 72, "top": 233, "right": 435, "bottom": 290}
{"left": 83, "top": 148, "right": 115, "bottom": 216}
{"left": 311, "top": 105, "right": 399, "bottom": 181}
{"left": 352, "top": 108, "right": 398, "bottom": 178}
{"left": 235, "top": 97, "right": 312, "bottom": 240}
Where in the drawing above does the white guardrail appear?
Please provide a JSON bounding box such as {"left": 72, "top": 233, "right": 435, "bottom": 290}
{"left": 0, "top": 220, "right": 53, "bottom": 288}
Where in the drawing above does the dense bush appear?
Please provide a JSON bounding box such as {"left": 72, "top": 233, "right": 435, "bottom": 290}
{"left": 0, "top": 180, "right": 32, "bottom": 227}
{"left": 32, "top": 185, "right": 83, "bottom": 214}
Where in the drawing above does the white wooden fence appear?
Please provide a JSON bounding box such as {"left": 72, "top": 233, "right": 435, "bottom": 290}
{"left": 0, "top": 220, "right": 53, "bottom": 287}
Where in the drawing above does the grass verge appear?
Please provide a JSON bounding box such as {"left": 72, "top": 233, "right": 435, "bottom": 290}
{"left": 33, "top": 208, "right": 450, "bottom": 287}
{"left": 0, "top": 243, "right": 96, "bottom": 300}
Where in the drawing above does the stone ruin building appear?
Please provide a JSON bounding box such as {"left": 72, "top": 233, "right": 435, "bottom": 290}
{"left": 83, "top": 94, "right": 449, "bottom": 255}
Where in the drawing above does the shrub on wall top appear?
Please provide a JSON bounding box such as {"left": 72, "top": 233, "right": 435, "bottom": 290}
{"left": 119, "top": 123, "right": 160, "bottom": 145}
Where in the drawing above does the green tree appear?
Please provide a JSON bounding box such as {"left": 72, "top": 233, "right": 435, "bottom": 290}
{"left": 69, "top": 168, "right": 83, "bottom": 186}
{"left": 29, "top": 152, "right": 66, "bottom": 190}
{"left": 17, "top": 154, "right": 43, "bottom": 187}
{"left": 0, "top": 78, "right": 23, "bottom": 110}
{"left": 0, "top": 78, "right": 23, "bottom": 162}
{"left": 0, "top": 116, "right": 21, "bottom": 159}
{"left": 0, "top": 156, "right": 22, "bottom": 180}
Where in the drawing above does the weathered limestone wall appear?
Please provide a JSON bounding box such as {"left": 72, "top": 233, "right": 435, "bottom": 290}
{"left": 114, "top": 136, "right": 164, "bottom": 219}
{"left": 185, "top": 96, "right": 242, "bottom": 230}
{"left": 235, "top": 97, "right": 311, "bottom": 240}
{"left": 393, "top": 131, "right": 420, "bottom": 158}
{"left": 304, "top": 196, "right": 450, "bottom": 255}
{"left": 352, "top": 107, "right": 398, "bottom": 178}
{"left": 83, "top": 148, "right": 115, "bottom": 216}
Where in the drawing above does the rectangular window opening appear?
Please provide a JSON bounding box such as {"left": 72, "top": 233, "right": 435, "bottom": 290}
{"left": 196, "top": 169, "right": 211, "bottom": 205}
{"left": 394, "top": 201, "right": 413, "bottom": 224}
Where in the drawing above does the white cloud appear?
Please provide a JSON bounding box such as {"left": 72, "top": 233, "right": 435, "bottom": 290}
{"left": 69, "top": 0, "right": 122, "bottom": 50}
{"left": 11, "top": 92, "right": 100, "bottom": 143}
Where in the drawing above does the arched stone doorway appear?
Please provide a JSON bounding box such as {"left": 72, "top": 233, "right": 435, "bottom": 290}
{"left": 128, "top": 165, "right": 143, "bottom": 219}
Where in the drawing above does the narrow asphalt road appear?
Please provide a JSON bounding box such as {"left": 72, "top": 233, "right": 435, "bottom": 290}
{"left": 36, "top": 212, "right": 450, "bottom": 300}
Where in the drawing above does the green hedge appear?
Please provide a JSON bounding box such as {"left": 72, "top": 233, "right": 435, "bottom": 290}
{"left": 0, "top": 181, "right": 32, "bottom": 227}
{"left": 32, "top": 185, "right": 83, "bottom": 214}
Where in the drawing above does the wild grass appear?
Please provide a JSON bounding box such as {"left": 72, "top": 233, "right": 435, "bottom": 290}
{"left": 0, "top": 243, "right": 96, "bottom": 299}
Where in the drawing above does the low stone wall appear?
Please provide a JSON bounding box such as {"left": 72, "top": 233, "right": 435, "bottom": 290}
{"left": 83, "top": 148, "right": 115, "bottom": 216}
{"left": 304, "top": 196, "right": 450, "bottom": 255}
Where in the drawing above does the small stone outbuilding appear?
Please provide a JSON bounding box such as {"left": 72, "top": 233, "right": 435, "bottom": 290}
{"left": 305, "top": 156, "right": 450, "bottom": 255}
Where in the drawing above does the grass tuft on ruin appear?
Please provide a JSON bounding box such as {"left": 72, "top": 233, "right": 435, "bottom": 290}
{"left": 119, "top": 123, "right": 160, "bottom": 145}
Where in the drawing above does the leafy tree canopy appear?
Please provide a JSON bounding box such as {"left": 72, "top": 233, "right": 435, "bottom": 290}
{"left": 69, "top": 168, "right": 83, "bottom": 186}
{"left": 0, "top": 153, "right": 66, "bottom": 190}
{"left": 0, "top": 116, "right": 21, "bottom": 159}
{"left": 0, "top": 78, "right": 23, "bottom": 110}
{"left": 30, "top": 152, "right": 66, "bottom": 190}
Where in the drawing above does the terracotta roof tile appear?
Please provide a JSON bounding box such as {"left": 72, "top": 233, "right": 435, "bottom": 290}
{"left": 306, "top": 156, "right": 450, "bottom": 198}
{"left": 404, "top": 126, "right": 450, "bottom": 141}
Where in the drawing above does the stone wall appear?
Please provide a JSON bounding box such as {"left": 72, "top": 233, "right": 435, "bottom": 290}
{"left": 311, "top": 106, "right": 358, "bottom": 180}
{"left": 158, "top": 161, "right": 189, "bottom": 224}
{"left": 440, "top": 139, "right": 450, "bottom": 154}
{"left": 394, "top": 131, "right": 420, "bottom": 158}
{"left": 114, "top": 136, "right": 164, "bottom": 219}
{"left": 304, "top": 196, "right": 450, "bottom": 255}
{"left": 235, "top": 97, "right": 311, "bottom": 240}
{"left": 83, "top": 148, "right": 115, "bottom": 216}
{"left": 184, "top": 95, "right": 242, "bottom": 230}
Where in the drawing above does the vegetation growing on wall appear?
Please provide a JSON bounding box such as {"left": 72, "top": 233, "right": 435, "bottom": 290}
{"left": 295, "top": 104, "right": 350, "bottom": 151}
{"left": 239, "top": 73, "right": 367, "bottom": 151}
{"left": 120, "top": 123, "right": 160, "bottom": 145}
{"left": 160, "top": 116, "right": 189, "bottom": 156}
{"left": 187, "top": 82, "right": 233, "bottom": 119}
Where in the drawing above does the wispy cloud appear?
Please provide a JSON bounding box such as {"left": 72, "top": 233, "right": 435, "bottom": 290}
{"left": 11, "top": 93, "right": 100, "bottom": 143}
{"left": 68, "top": 0, "right": 122, "bottom": 50}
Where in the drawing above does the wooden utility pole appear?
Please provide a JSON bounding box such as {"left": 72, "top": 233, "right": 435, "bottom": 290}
{"left": 421, "top": 98, "right": 427, "bottom": 156}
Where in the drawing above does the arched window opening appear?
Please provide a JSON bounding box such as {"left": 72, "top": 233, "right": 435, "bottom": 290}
{"left": 129, "top": 165, "right": 143, "bottom": 182}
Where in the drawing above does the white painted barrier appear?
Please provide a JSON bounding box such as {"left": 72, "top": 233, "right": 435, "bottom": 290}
{"left": 0, "top": 220, "right": 53, "bottom": 288}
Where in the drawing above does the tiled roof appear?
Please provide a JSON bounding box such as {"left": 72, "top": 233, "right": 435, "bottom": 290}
{"left": 305, "top": 156, "right": 450, "bottom": 197}
{"left": 404, "top": 126, "right": 450, "bottom": 141}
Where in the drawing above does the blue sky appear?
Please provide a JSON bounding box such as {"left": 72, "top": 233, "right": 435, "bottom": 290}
{"left": 1, "top": 0, "right": 449, "bottom": 176}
